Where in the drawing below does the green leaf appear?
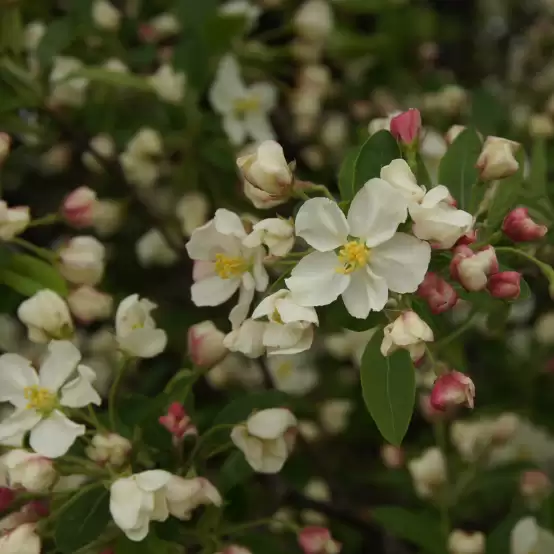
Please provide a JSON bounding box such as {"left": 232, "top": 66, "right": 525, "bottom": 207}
{"left": 487, "top": 149, "right": 526, "bottom": 230}
{"left": 360, "top": 330, "right": 415, "bottom": 445}
{"left": 371, "top": 506, "right": 446, "bottom": 554}
{"left": 175, "top": 0, "right": 219, "bottom": 26}
{"left": 70, "top": 67, "right": 153, "bottom": 91}
{"left": 337, "top": 147, "right": 358, "bottom": 204}
{"left": 115, "top": 531, "right": 177, "bottom": 554}
{"left": 416, "top": 152, "right": 433, "bottom": 188}
{"left": 36, "top": 19, "right": 76, "bottom": 66}
{"left": 217, "top": 451, "right": 253, "bottom": 493}
{"left": 0, "top": 254, "right": 68, "bottom": 297}
{"left": 470, "top": 88, "right": 506, "bottom": 137}
{"left": 322, "top": 300, "right": 386, "bottom": 332}
{"left": 55, "top": 485, "right": 110, "bottom": 553}
{"left": 346, "top": 130, "right": 399, "bottom": 201}
{"left": 438, "top": 128, "right": 482, "bottom": 212}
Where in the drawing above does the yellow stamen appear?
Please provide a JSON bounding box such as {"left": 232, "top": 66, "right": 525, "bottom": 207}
{"left": 271, "top": 309, "right": 283, "bottom": 324}
{"left": 233, "top": 95, "right": 261, "bottom": 115}
{"left": 336, "top": 240, "right": 370, "bottom": 274}
{"left": 214, "top": 253, "right": 248, "bottom": 279}
{"left": 23, "top": 385, "right": 57, "bottom": 414}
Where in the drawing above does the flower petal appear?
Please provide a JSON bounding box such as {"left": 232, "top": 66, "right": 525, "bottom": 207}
{"left": 276, "top": 296, "right": 318, "bottom": 325}
{"left": 208, "top": 55, "right": 246, "bottom": 113}
{"left": 118, "top": 328, "right": 167, "bottom": 358}
{"left": 419, "top": 185, "right": 450, "bottom": 208}
{"left": 0, "top": 354, "right": 39, "bottom": 407}
{"left": 29, "top": 411, "right": 85, "bottom": 458}
{"left": 223, "top": 115, "right": 247, "bottom": 146}
{"left": 191, "top": 276, "right": 240, "bottom": 307}
{"left": 263, "top": 321, "right": 305, "bottom": 349}
{"left": 110, "top": 477, "right": 143, "bottom": 533}
{"left": 251, "top": 249, "right": 269, "bottom": 292}
{"left": 371, "top": 233, "right": 431, "bottom": 293}
{"left": 60, "top": 364, "right": 102, "bottom": 407}
{"left": 511, "top": 517, "right": 539, "bottom": 554}
{"left": 267, "top": 325, "right": 314, "bottom": 356}
{"left": 260, "top": 437, "right": 289, "bottom": 473}
{"left": 229, "top": 275, "right": 255, "bottom": 329}
{"left": 341, "top": 267, "right": 389, "bottom": 318}
{"left": 247, "top": 407, "right": 296, "bottom": 440}
{"left": 249, "top": 82, "right": 278, "bottom": 111}
{"left": 285, "top": 252, "right": 349, "bottom": 307}
{"left": 214, "top": 209, "right": 247, "bottom": 239}
{"left": 295, "top": 198, "right": 349, "bottom": 252}
{"left": 135, "top": 470, "right": 172, "bottom": 492}
{"left": 348, "top": 178, "right": 408, "bottom": 246}
{"left": 39, "top": 340, "right": 81, "bottom": 392}
{"left": 0, "top": 408, "right": 41, "bottom": 442}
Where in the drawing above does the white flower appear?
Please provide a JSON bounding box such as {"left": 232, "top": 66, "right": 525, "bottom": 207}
{"left": 302, "top": 478, "right": 331, "bottom": 525}
{"left": 319, "top": 398, "right": 352, "bottom": 435}
{"left": 176, "top": 192, "right": 210, "bottom": 237}
{"left": 58, "top": 236, "right": 106, "bottom": 286}
{"left": 0, "top": 523, "right": 41, "bottom": 554}
{"left": 381, "top": 311, "right": 434, "bottom": 362}
{"left": 148, "top": 13, "right": 181, "bottom": 40}
{"left": 286, "top": 180, "right": 431, "bottom": 319}
{"left": 223, "top": 319, "right": 267, "bottom": 359}
{"left": 103, "top": 58, "right": 128, "bottom": 73}
{"left": 82, "top": 133, "right": 116, "bottom": 173}
{"left": 220, "top": 0, "right": 261, "bottom": 28}
{"left": 109, "top": 470, "right": 171, "bottom": 541}
{"left": 294, "top": 0, "right": 334, "bottom": 42}
{"left": 188, "top": 321, "right": 228, "bottom": 368}
{"left": 448, "top": 530, "right": 485, "bottom": 554}
{"left": 149, "top": 64, "right": 186, "bottom": 104}
{"left": 251, "top": 290, "right": 318, "bottom": 355}
{"left": 24, "top": 21, "right": 46, "bottom": 51}
{"left": 92, "top": 0, "right": 121, "bottom": 31}
{"left": 267, "top": 353, "right": 318, "bottom": 395}
{"left": 1, "top": 449, "right": 56, "bottom": 493}
{"left": 136, "top": 229, "right": 178, "bottom": 267}
{"left": 186, "top": 209, "right": 269, "bottom": 329}
{"left": 237, "top": 141, "right": 294, "bottom": 209}
{"left": 91, "top": 199, "right": 123, "bottom": 237}
{"left": 120, "top": 154, "right": 160, "bottom": 189}
{"left": 511, "top": 517, "right": 554, "bottom": 554}
{"left": 0, "top": 202, "right": 30, "bottom": 240}
{"left": 243, "top": 218, "right": 295, "bottom": 257}
{"left": 115, "top": 295, "right": 167, "bottom": 358}
{"left": 380, "top": 160, "right": 473, "bottom": 248}
{"left": 0, "top": 341, "right": 101, "bottom": 458}
{"left": 231, "top": 408, "right": 297, "bottom": 473}
{"left": 408, "top": 447, "right": 446, "bottom": 498}
{"left": 125, "top": 128, "right": 163, "bottom": 158}
{"left": 67, "top": 286, "right": 113, "bottom": 324}
{"left": 165, "top": 476, "right": 222, "bottom": 520}
{"left": 86, "top": 433, "right": 132, "bottom": 467}
{"left": 49, "top": 56, "right": 88, "bottom": 107}
{"left": 209, "top": 55, "right": 277, "bottom": 145}
{"left": 17, "top": 290, "right": 73, "bottom": 343}
{"left": 477, "top": 137, "right": 520, "bottom": 182}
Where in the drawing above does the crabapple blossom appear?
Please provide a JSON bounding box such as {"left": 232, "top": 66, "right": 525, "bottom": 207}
{"left": 389, "top": 109, "right": 421, "bottom": 145}
{"left": 159, "top": 403, "right": 197, "bottom": 442}
{"left": 136, "top": 229, "right": 178, "bottom": 267}
{"left": 381, "top": 444, "right": 405, "bottom": 469}
{"left": 408, "top": 447, "right": 446, "bottom": 498}
{"left": 1, "top": 450, "right": 56, "bottom": 493}
{"left": 82, "top": 133, "right": 116, "bottom": 172}
{"left": 188, "top": 321, "right": 227, "bottom": 367}
{"left": 502, "top": 207, "right": 548, "bottom": 242}
{"left": 417, "top": 272, "right": 458, "bottom": 314}
{"left": 266, "top": 353, "right": 318, "bottom": 395}
{"left": 165, "top": 476, "right": 222, "bottom": 520}
{"left": 286, "top": 179, "right": 430, "bottom": 318}
{"left": 487, "top": 271, "right": 521, "bottom": 299}
{"left": 381, "top": 311, "right": 434, "bottom": 363}
{"left": 476, "top": 136, "right": 520, "bottom": 181}
{"left": 430, "top": 371, "right": 476, "bottom": 411}
{"left": 511, "top": 517, "right": 554, "bottom": 554}
{"left": 0, "top": 202, "right": 30, "bottom": 240}
{"left": 293, "top": 0, "right": 334, "bottom": 43}
{"left": 231, "top": 408, "right": 297, "bottom": 473}
{"left": 176, "top": 192, "right": 210, "bottom": 237}
{"left": 243, "top": 218, "right": 295, "bottom": 257}
{"left": 0, "top": 340, "right": 101, "bottom": 458}
{"left": 92, "top": 0, "right": 121, "bottom": 31}
{"left": 223, "top": 319, "right": 267, "bottom": 358}
{"left": 298, "top": 526, "right": 341, "bottom": 554}
{"left": 58, "top": 236, "right": 106, "bottom": 286}
{"left": 67, "top": 286, "right": 113, "bottom": 324}
{"left": 520, "top": 470, "right": 551, "bottom": 505}
{"left": 319, "top": 399, "right": 353, "bottom": 435}
{"left": 86, "top": 433, "right": 132, "bottom": 467}
{"left": 0, "top": 523, "right": 41, "bottom": 554}
{"left": 450, "top": 245, "right": 498, "bottom": 292}
{"left": 149, "top": 64, "right": 186, "bottom": 104}
{"left": 62, "top": 186, "right": 97, "bottom": 228}
{"left": 186, "top": 209, "right": 269, "bottom": 328}
{"left": 49, "top": 56, "right": 88, "bottom": 108}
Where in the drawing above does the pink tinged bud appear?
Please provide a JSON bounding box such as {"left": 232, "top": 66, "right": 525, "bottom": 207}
{"left": 419, "top": 394, "right": 446, "bottom": 422}
{"left": 188, "top": 320, "right": 227, "bottom": 368}
{"left": 390, "top": 109, "right": 421, "bottom": 145}
{"left": 62, "top": 186, "right": 98, "bottom": 228}
{"left": 381, "top": 444, "right": 405, "bottom": 469}
{"left": 417, "top": 272, "right": 458, "bottom": 314}
{"left": 520, "top": 470, "right": 551, "bottom": 501}
{"left": 455, "top": 230, "right": 478, "bottom": 246}
{"left": 502, "top": 207, "right": 548, "bottom": 242}
{"left": 487, "top": 271, "right": 521, "bottom": 299}
{"left": 22, "top": 500, "right": 49, "bottom": 519}
{"left": 299, "top": 527, "right": 342, "bottom": 554}
{"left": 159, "top": 402, "right": 197, "bottom": 442}
{"left": 0, "top": 488, "right": 15, "bottom": 512}
{"left": 430, "top": 371, "right": 475, "bottom": 411}
{"left": 450, "top": 245, "right": 498, "bottom": 292}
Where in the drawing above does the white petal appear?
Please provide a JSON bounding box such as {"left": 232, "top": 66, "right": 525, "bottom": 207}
{"left": 267, "top": 325, "right": 314, "bottom": 356}
{"left": 371, "top": 233, "right": 431, "bottom": 293}
{"left": 348, "top": 179, "right": 408, "bottom": 246}
{"left": 122, "top": 519, "right": 151, "bottom": 542}
{"left": 223, "top": 115, "right": 247, "bottom": 146}
{"left": 214, "top": 209, "right": 247, "bottom": 239}
{"left": 231, "top": 427, "right": 264, "bottom": 471}
{"left": 209, "top": 55, "right": 246, "bottom": 113}
{"left": 247, "top": 408, "right": 296, "bottom": 440}
{"left": 29, "top": 411, "right": 85, "bottom": 458}
{"left": 252, "top": 290, "right": 285, "bottom": 319}
{"left": 341, "top": 267, "right": 388, "bottom": 318}
{"left": 0, "top": 409, "right": 41, "bottom": 441}
{"left": 276, "top": 297, "right": 318, "bottom": 325}
{"left": 118, "top": 328, "right": 167, "bottom": 358}
{"left": 135, "top": 469, "right": 172, "bottom": 491}
{"left": 295, "top": 198, "right": 348, "bottom": 252}
{"left": 251, "top": 249, "right": 269, "bottom": 292}
{"left": 186, "top": 220, "right": 237, "bottom": 261}
{"left": 419, "top": 185, "right": 450, "bottom": 208}
{"left": 263, "top": 321, "right": 305, "bottom": 349}
{"left": 259, "top": 437, "right": 289, "bottom": 473}
{"left": 248, "top": 82, "right": 278, "bottom": 111}
{"left": 150, "top": 489, "right": 170, "bottom": 522}
{"left": 229, "top": 276, "right": 255, "bottom": 329}
{"left": 285, "top": 252, "right": 349, "bottom": 307}
{"left": 38, "top": 340, "right": 81, "bottom": 392}
{"left": 511, "top": 517, "right": 539, "bottom": 554}
{"left": 60, "top": 365, "right": 102, "bottom": 407}
{"left": 380, "top": 159, "right": 425, "bottom": 202}
{"left": 0, "top": 354, "right": 38, "bottom": 407}
{"left": 110, "top": 477, "right": 143, "bottom": 532}
{"left": 191, "top": 276, "right": 240, "bottom": 307}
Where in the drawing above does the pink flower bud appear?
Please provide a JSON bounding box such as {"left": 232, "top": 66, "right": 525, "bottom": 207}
{"left": 502, "top": 207, "right": 548, "bottom": 242}
{"left": 486, "top": 271, "right": 521, "bottom": 299}
{"left": 450, "top": 245, "right": 498, "bottom": 291}
{"left": 430, "top": 371, "right": 475, "bottom": 411}
{"left": 419, "top": 394, "right": 446, "bottom": 422}
{"left": 0, "top": 487, "right": 15, "bottom": 512}
{"left": 159, "top": 402, "right": 197, "bottom": 443}
{"left": 21, "top": 500, "right": 49, "bottom": 520}
{"left": 299, "top": 527, "right": 341, "bottom": 554}
{"left": 381, "top": 444, "right": 405, "bottom": 469}
{"left": 188, "top": 320, "right": 227, "bottom": 368}
{"left": 62, "top": 186, "right": 98, "bottom": 228}
{"left": 454, "top": 230, "right": 478, "bottom": 246}
{"left": 390, "top": 109, "right": 421, "bottom": 145}
{"left": 520, "top": 470, "right": 551, "bottom": 503}
{"left": 417, "top": 272, "right": 458, "bottom": 314}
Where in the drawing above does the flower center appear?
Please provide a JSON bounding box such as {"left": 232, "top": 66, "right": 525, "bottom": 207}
{"left": 23, "top": 386, "right": 57, "bottom": 415}
{"left": 233, "top": 95, "right": 260, "bottom": 115}
{"left": 214, "top": 253, "right": 249, "bottom": 279}
{"left": 276, "top": 361, "right": 293, "bottom": 380}
{"left": 271, "top": 309, "right": 283, "bottom": 324}
{"left": 336, "top": 240, "right": 370, "bottom": 274}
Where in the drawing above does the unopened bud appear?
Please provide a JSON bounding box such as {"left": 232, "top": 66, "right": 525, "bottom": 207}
{"left": 159, "top": 402, "right": 197, "bottom": 443}
{"left": 430, "top": 371, "right": 475, "bottom": 411}
{"left": 487, "top": 271, "right": 521, "bottom": 300}
{"left": 390, "top": 109, "right": 421, "bottom": 145}
{"left": 381, "top": 444, "right": 405, "bottom": 469}
{"left": 476, "top": 137, "right": 520, "bottom": 182}
{"left": 502, "top": 207, "right": 547, "bottom": 242}
{"left": 188, "top": 321, "right": 227, "bottom": 368}
{"left": 450, "top": 245, "right": 498, "bottom": 292}
{"left": 417, "top": 272, "right": 458, "bottom": 314}
{"left": 62, "top": 186, "right": 97, "bottom": 228}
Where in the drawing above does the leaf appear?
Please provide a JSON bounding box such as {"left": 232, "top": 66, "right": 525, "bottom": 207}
{"left": 36, "top": 19, "right": 76, "bottom": 66}
{"left": 470, "top": 88, "right": 506, "bottom": 137}
{"left": 115, "top": 531, "right": 177, "bottom": 554}
{"left": 70, "top": 67, "right": 153, "bottom": 92}
{"left": 346, "top": 130, "right": 399, "bottom": 201}
{"left": 322, "top": 300, "right": 386, "bottom": 332}
{"left": 438, "top": 128, "right": 482, "bottom": 212}
{"left": 360, "top": 330, "right": 415, "bottom": 445}
{"left": 55, "top": 485, "right": 110, "bottom": 553}
{"left": 371, "top": 506, "right": 446, "bottom": 554}
{"left": 337, "top": 147, "right": 358, "bottom": 204}
{"left": 217, "top": 451, "right": 253, "bottom": 493}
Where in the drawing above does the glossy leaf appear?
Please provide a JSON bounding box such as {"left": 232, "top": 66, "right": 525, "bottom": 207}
{"left": 360, "top": 330, "right": 415, "bottom": 445}
{"left": 337, "top": 147, "right": 358, "bottom": 203}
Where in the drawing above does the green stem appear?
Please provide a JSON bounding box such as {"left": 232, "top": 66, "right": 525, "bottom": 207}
{"left": 109, "top": 357, "right": 130, "bottom": 431}
{"left": 221, "top": 518, "right": 275, "bottom": 535}
{"left": 305, "top": 183, "right": 335, "bottom": 200}
{"left": 496, "top": 246, "right": 554, "bottom": 280}
{"left": 9, "top": 237, "right": 57, "bottom": 262}
{"left": 28, "top": 213, "right": 61, "bottom": 228}
{"left": 435, "top": 312, "right": 479, "bottom": 351}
